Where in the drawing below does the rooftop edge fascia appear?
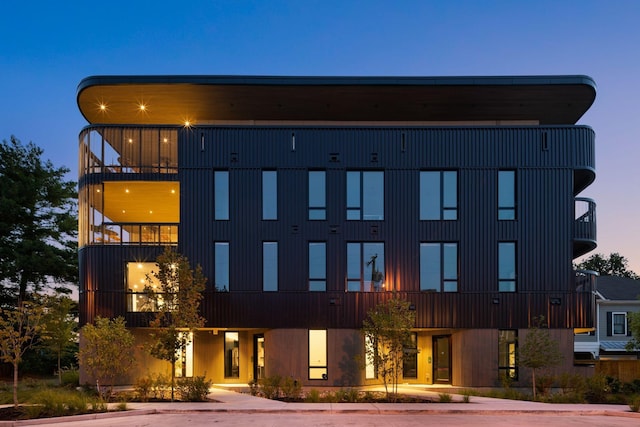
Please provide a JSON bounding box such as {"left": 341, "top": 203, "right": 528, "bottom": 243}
{"left": 77, "top": 74, "right": 597, "bottom": 95}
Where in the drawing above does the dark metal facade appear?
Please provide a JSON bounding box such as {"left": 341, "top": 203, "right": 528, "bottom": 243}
{"left": 79, "top": 125, "right": 596, "bottom": 330}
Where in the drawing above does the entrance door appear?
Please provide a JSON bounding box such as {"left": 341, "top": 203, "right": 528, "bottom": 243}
{"left": 433, "top": 335, "right": 451, "bottom": 384}
{"left": 253, "top": 334, "right": 265, "bottom": 380}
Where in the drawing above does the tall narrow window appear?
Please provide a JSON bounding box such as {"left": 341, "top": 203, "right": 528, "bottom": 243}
{"left": 498, "top": 170, "right": 516, "bottom": 220}
{"left": 402, "top": 332, "right": 418, "bottom": 379}
{"left": 214, "top": 242, "right": 229, "bottom": 291}
{"left": 365, "top": 335, "right": 377, "bottom": 379}
{"left": 262, "top": 171, "right": 277, "bottom": 220}
{"left": 175, "top": 332, "right": 194, "bottom": 378}
{"left": 309, "top": 330, "right": 327, "bottom": 380}
{"left": 346, "top": 171, "right": 383, "bottom": 220}
{"left": 420, "top": 242, "right": 458, "bottom": 292}
{"left": 611, "top": 312, "right": 627, "bottom": 336}
{"left": 309, "top": 242, "right": 326, "bottom": 291}
{"left": 309, "top": 171, "right": 326, "bottom": 220}
{"left": 420, "top": 171, "right": 457, "bottom": 220}
{"left": 498, "top": 330, "right": 517, "bottom": 380}
{"left": 498, "top": 242, "right": 516, "bottom": 292}
{"left": 346, "top": 242, "right": 384, "bottom": 292}
{"left": 214, "top": 171, "right": 229, "bottom": 220}
{"left": 263, "top": 242, "right": 278, "bottom": 291}
{"left": 224, "top": 332, "right": 240, "bottom": 378}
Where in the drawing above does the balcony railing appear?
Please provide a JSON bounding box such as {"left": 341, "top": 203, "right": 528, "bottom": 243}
{"left": 91, "top": 223, "right": 178, "bottom": 245}
{"left": 574, "top": 197, "right": 597, "bottom": 258}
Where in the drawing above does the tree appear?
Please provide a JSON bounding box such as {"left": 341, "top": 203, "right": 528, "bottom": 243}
{"left": 626, "top": 309, "right": 640, "bottom": 352}
{"left": 0, "top": 136, "right": 78, "bottom": 305}
{"left": 40, "top": 295, "right": 78, "bottom": 385}
{"left": 78, "top": 316, "right": 136, "bottom": 396}
{"left": 361, "top": 294, "right": 415, "bottom": 401}
{"left": 145, "top": 247, "right": 206, "bottom": 400}
{"left": 519, "top": 316, "right": 563, "bottom": 400}
{"left": 575, "top": 252, "right": 639, "bottom": 279}
{"left": 0, "top": 300, "right": 44, "bottom": 407}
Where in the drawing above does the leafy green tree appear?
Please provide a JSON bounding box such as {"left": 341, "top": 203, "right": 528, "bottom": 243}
{"left": 78, "top": 316, "right": 136, "bottom": 396}
{"left": 575, "top": 252, "right": 639, "bottom": 279}
{"left": 0, "top": 300, "right": 45, "bottom": 407}
{"left": 0, "top": 136, "right": 77, "bottom": 304}
{"left": 145, "top": 247, "right": 206, "bottom": 401}
{"left": 626, "top": 310, "right": 640, "bottom": 352}
{"left": 519, "top": 316, "right": 563, "bottom": 400}
{"left": 362, "top": 294, "right": 415, "bottom": 401}
{"left": 40, "top": 295, "right": 78, "bottom": 385}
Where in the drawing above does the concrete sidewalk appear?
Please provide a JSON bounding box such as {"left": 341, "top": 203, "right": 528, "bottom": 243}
{"left": 2, "top": 385, "right": 639, "bottom": 426}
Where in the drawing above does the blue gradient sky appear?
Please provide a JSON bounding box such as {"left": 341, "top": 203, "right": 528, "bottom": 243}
{"left": 1, "top": 0, "right": 639, "bottom": 272}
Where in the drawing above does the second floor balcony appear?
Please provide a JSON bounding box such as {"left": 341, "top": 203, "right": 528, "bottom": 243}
{"left": 574, "top": 197, "right": 596, "bottom": 258}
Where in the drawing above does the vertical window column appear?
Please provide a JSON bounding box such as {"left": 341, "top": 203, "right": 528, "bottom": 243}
{"left": 498, "top": 170, "right": 516, "bottom": 220}
{"left": 214, "top": 242, "right": 229, "bottom": 291}
{"left": 498, "top": 242, "right": 517, "bottom": 292}
{"left": 224, "top": 332, "right": 240, "bottom": 378}
{"left": 262, "top": 170, "right": 277, "bottom": 220}
{"left": 263, "top": 242, "right": 278, "bottom": 291}
{"left": 309, "top": 242, "right": 326, "bottom": 291}
{"left": 308, "top": 171, "right": 326, "bottom": 220}
{"left": 498, "top": 330, "right": 518, "bottom": 380}
{"left": 214, "top": 171, "right": 229, "bottom": 220}
{"left": 309, "top": 330, "right": 327, "bottom": 380}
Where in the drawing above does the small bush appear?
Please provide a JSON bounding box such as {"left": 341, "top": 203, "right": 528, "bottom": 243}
{"left": 259, "top": 375, "right": 282, "bottom": 400}
{"left": 585, "top": 374, "right": 608, "bottom": 403}
{"left": 438, "top": 393, "right": 453, "bottom": 403}
{"left": 629, "top": 395, "right": 640, "bottom": 412}
{"left": 462, "top": 392, "right": 471, "bottom": 403}
{"left": 176, "top": 375, "right": 212, "bottom": 402}
{"left": 134, "top": 376, "right": 153, "bottom": 402}
{"left": 305, "top": 388, "right": 321, "bottom": 403}
{"left": 60, "top": 368, "right": 80, "bottom": 387}
{"left": 334, "top": 388, "right": 359, "bottom": 402}
{"left": 535, "top": 374, "right": 555, "bottom": 397}
{"left": 152, "top": 373, "right": 171, "bottom": 400}
{"left": 558, "top": 372, "right": 585, "bottom": 396}
{"left": 248, "top": 379, "right": 259, "bottom": 396}
{"left": 280, "top": 377, "right": 302, "bottom": 401}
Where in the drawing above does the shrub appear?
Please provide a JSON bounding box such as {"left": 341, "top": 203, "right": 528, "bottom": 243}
{"left": 585, "top": 374, "right": 608, "bottom": 403}
{"left": 259, "top": 375, "right": 282, "bottom": 400}
{"left": 176, "top": 375, "right": 212, "bottom": 402}
{"left": 248, "top": 379, "right": 259, "bottom": 396}
{"left": 629, "top": 395, "right": 640, "bottom": 412}
{"left": 280, "top": 377, "right": 302, "bottom": 401}
{"left": 305, "top": 388, "right": 321, "bottom": 403}
{"left": 134, "top": 376, "right": 153, "bottom": 402}
{"left": 462, "top": 392, "right": 471, "bottom": 403}
{"left": 535, "top": 374, "right": 555, "bottom": 397}
{"left": 558, "top": 372, "right": 585, "bottom": 396}
{"left": 152, "top": 373, "right": 171, "bottom": 400}
{"left": 438, "top": 393, "right": 453, "bottom": 403}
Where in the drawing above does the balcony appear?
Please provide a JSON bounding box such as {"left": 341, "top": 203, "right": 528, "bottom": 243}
{"left": 574, "top": 197, "right": 596, "bottom": 258}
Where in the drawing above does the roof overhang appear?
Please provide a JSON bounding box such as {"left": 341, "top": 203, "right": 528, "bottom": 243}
{"left": 77, "top": 75, "right": 596, "bottom": 126}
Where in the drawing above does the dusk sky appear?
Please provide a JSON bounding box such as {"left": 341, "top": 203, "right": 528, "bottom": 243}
{"left": 1, "top": 1, "right": 639, "bottom": 272}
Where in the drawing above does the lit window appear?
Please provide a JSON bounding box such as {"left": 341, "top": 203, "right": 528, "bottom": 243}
{"left": 224, "top": 332, "right": 240, "bottom": 378}
{"left": 309, "top": 330, "right": 327, "bottom": 380}
{"left": 214, "top": 242, "right": 229, "bottom": 291}
{"left": 498, "top": 330, "right": 518, "bottom": 380}
{"left": 126, "top": 262, "right": 160, "bottom": 312}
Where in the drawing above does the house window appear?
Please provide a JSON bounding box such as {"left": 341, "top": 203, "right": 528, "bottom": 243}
{"left": 365, "top": 335, "right": 376, "bottom": 379}
{"left": 263, "top": 242, "right": 278, "bottom": 291}
{"left": 403, "top": 332, "right": 418, "bottom": 379}
{"left": 346, "top": 171, "right": 384, "bottom": 220}
{"left": 214, "top": 171, "right": 229, "bottom": 220}
{"left": 126, "top": 262, "right": 160, "bottom": 312}
{"left": 309, "top": 171, "right": 326, "bottom": 220}
{"left": 498, "top": 170, "right": 516, "bottom": 220}
{"left": 420, "top": 242, "right": 458, "bottom": 292}
{"left": 262, "top": 171, "right": 277, "bottom": 220}
{"left": 498, "top": 330, "right": 518, "bottom": 380}
{"left": 309, "top": 330, "right": 327, "bottom": 380}
{"left": 309, "top": 242, "right": 326, "bottom": 291}
{"left": 347, "top": 242, "right": 385, "bottom": 292}
{"left": 420, "top": 171, "right": 457, "bottom": 220}
{"left": 224, "top": 332, "right": 240, "bottom": 378}
{"left": 175, "top": 332, "right": 194, "bottom": 378}
{"left": 214, "top": 242, "right": 229, "bottom": 291}
{"left": 498, "top": 242, "right": 517, "bottom": 292}
{"left": 610, "top": 312, "right": 628, "bottom": 336}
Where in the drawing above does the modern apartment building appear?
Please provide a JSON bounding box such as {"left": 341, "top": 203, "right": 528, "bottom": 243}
{"left": 77, "top": 75, "right": 598, "bottom": 387}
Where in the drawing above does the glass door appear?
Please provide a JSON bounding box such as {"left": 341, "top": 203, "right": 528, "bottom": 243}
{"left": 433, "top": 335, "right": 451, "bottom": 384}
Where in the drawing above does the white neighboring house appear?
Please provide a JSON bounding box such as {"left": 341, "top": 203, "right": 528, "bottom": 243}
{"left": 575, "top": 276, "right": 640, "bottom": 361}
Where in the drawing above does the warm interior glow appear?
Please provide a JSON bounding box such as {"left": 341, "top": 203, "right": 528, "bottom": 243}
{"left": 103, "top": 181, "right": 180, "bottom": 222}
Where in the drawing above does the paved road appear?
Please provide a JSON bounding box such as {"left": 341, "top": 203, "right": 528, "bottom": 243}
{"left": 30, "top": 412, "right": 640, "bottom": 427}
